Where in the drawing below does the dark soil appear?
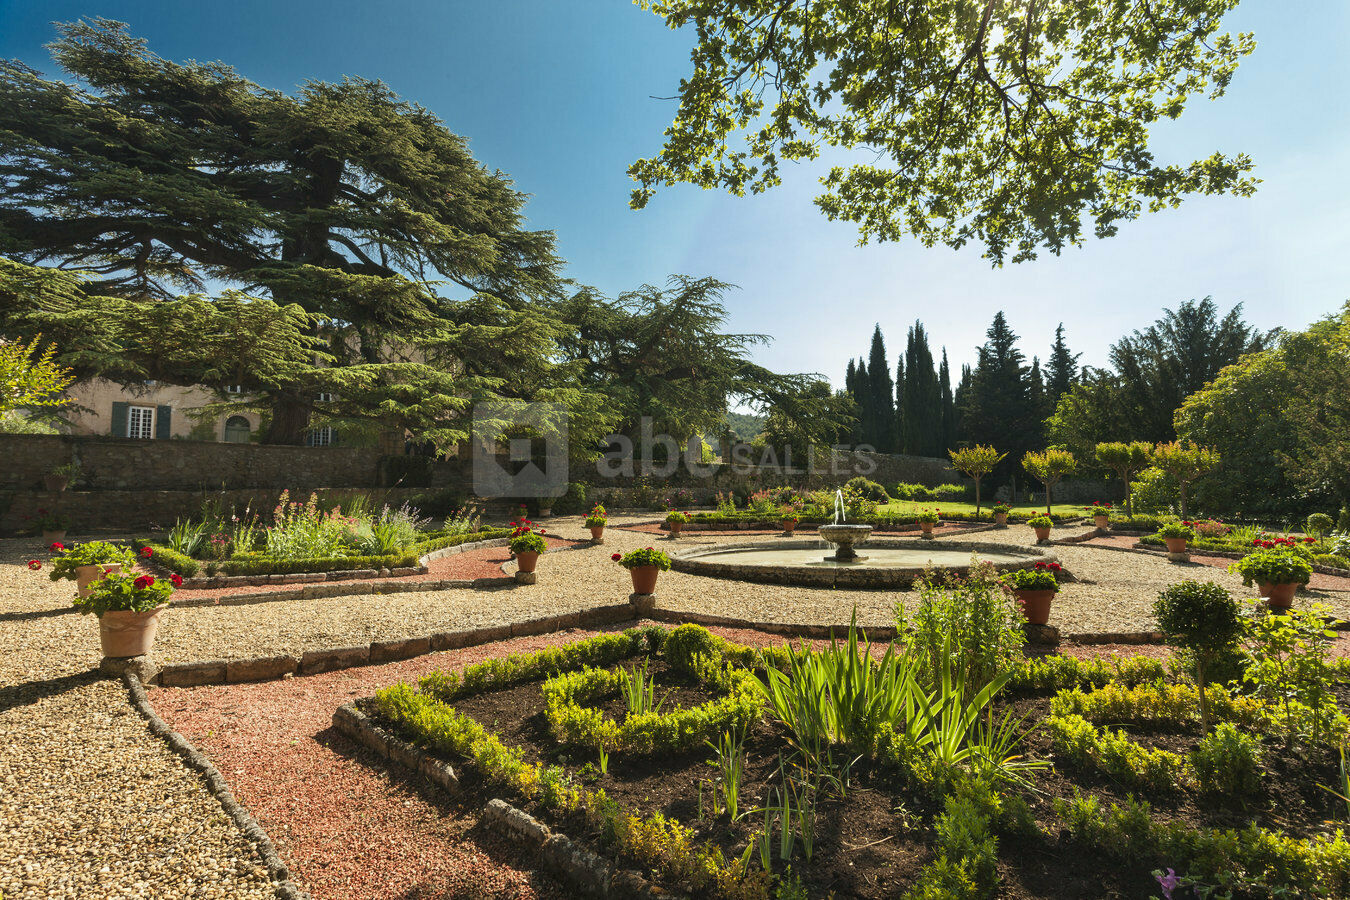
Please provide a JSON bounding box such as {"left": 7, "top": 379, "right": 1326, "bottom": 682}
{"left": 373, "top": 662, "right": 1350, "bottom": 900}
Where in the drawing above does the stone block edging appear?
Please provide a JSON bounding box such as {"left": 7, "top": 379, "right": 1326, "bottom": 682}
{"left": 122, "top": 672, "right": 312, "bottom": 900}
{"left": 150, "top": 603, "right": 636, "bottom": 686}
{"left": 332, "top": 703, "right": 671, "bottom": 899}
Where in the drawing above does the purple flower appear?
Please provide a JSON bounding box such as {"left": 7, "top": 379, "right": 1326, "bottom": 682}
{"left": 1155, "top": 868, "right": 1179, "bottom": 899}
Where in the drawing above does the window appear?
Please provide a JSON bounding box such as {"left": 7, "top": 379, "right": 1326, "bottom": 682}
{"left": 306, "top": 426, "right": 335, "bottom": 447}
{"left": 225, "top": 385, "right": 244, "bottom": 394}
{"left": 315, "top": 392, "right": 335, "bottom": 403}
{"left": 223, "top": 415, "right": 251, "bottom": 443}
{"left": 128, "top": 406, "right": 154, "bottom": 439}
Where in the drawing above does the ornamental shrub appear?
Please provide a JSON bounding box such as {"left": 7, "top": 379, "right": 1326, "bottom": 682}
{"left": 616, "top": 547, "right": 671, "bottom": 570}
{"left": 903, "top": 561, "right": 1025, "bottom": 691}
{"left": 1190, "top": 723, "right": 1261, "bottom": 795}
{"left": 1130, "top": 466, "right": 1180, "bottom": 514}
{"left": 665, "top": 510, "right": 691, "bottom": 523}
{"left": 584, "top": 504, "right": 608, "bottom": 527}
{"left": 1153, "top": 580, "right": 1244, "bottom": 732}
{"left": 1157, "top": 522, "right": 1194, "bottom": 540}
{"left": 845, "top": 476, "right": 890, "bottom": 502}
{"left": 48, "top": 541, "right": 137, "bottom": 581}
{"left": 991, "top": 504, "right": 1011, "bottom": 515}
{"left": 664, "top": 624, "right": 723, "bottom": 676}
{"left": 1306, "top": 512, "right": 1335, "bottom": 538}
{"left": 1026, "top": 515, "right": 1053, "bottom": 529}
{"left": 1228, "top": 549, "right": 1313, "bottom": 587}
{"left": 1004, "top": 564, "right": 1061, "bottom": 592}
{"left": 509, "top": 531, "right": 547, "bottom": 554}
{"left": 71, "top": 571, "right": 173, "bottom": 616}
{"left": 915, "top": 508, "right": 940, "bottom": 524}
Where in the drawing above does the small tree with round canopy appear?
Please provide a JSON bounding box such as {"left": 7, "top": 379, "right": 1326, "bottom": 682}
{"left": 948, "top": 444, "right": 1006, "bottom": 517}
{"left": 1152, "top": 441, "right": 1220, "bottom": 520}
{"left": 1022, "top": 448, "right": 1077, "bottom": 514}
{"left": 1153, "top": 580, "right": 1243, "bottom": 734}
{"left": 1094, "top": 441, "right": 1154, "bottom": 518}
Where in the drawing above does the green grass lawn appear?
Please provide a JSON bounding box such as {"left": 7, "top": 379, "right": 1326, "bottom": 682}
{"left": 875, "top": 499, "right": 1087, "bottom": 518}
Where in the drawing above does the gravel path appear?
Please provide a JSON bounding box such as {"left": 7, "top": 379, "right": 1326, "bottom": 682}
{"left": 0, "top": 540, "right": 273, "bottom": 900}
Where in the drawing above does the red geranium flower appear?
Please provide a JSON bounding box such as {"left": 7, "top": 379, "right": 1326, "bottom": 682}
{"left": 133, "top": 575, "right": 154, "bottom": 589}
{"left": 1049, "top": 563, "right": 1062, "bottom": 571}
{"left": 170, "top": 574, "right": 183, "bottom": 587}
{"left": 1034, "top": 562, "right": 1046, "bottom": 569}
{"left": 509, "top": 521, "right": 517, "bottom": 526}
{"left": 27, "top": 559, "right": 41, "bottom": 570}
{"left": 141, "top": 546, "right": 153, "bottom": 558}
{"left": 611, "top": 553, "right": 621, "bottom": 561}
{"left": 1304, "top": 537, "right": 1317, "bottom": 544}
{"left": 49, "top": 542, "right": 64, "bottom": 552}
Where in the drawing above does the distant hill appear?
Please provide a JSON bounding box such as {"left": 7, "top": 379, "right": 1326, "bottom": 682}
{"left": 724, "top": 411, "right": 766, "bottom": 442}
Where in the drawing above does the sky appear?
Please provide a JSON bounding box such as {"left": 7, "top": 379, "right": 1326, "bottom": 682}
{"left": 2, "top": 0, "right": 1348, "bottom": 389}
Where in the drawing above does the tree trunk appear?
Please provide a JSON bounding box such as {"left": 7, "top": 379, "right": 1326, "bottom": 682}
{"left": 973, "top": 476, "right": 982, "bottom": 517}
{"left": 1122, "top": 473, "right": 1133, "bottom": 518}
{"left": 1178, "top": 480, "right": 1189, "bottom": 519}
{"left": 1045, "top": 480, "right": 1053, "bottom": 515}
{"left": 262, "top": 395, "right": 311, "bottom": 445}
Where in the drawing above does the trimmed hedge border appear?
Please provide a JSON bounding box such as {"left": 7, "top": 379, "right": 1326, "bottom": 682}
{"left": 332, "top": 703, "right": 668, "bottom": 899}
{"left": 122, "top": 671, "right": 312, "bottom": 900}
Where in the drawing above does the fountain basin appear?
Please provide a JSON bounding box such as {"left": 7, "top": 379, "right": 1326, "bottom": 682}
{"left": 669, "top": 539, "right": 1059, "bottom": 589}
{"left": 817, "top": 523, "right": 873, "bottom": 560}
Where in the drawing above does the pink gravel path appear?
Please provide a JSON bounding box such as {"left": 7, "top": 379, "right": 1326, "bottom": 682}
{"left": 149, "top": 620, "right": 1213, "bottom": 899}
{"left": 1078, "top": 534, "right": 1350, "bottom": 592}
{"left": 164, "top": 537, "right": 578, "bottom": 603}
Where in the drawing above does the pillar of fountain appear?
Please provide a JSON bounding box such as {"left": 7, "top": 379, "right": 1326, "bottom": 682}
{"left": 816, "top": 489, "right": 873, "bottom": 561}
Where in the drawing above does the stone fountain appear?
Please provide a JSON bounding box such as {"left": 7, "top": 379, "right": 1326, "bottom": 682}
{"left": 817, "top": 489, "right": 873, "bottom": 561}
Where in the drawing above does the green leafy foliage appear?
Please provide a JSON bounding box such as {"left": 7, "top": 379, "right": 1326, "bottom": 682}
{"left": 71, "top": 571, "right": 173, "bottom": 616}
{"left": 1190, "top": 724, "right": 1262, "bottom": 795}
{"left": 630, "top": 0, "right": 1255, "bottom": 264}
{"left": 1153, "top": 580, "right": 1244, "bottom": 732}
{"left": 1229, "top": 549, "right": 1314, "bottom": 587}
{"left": 843, "top": 477, "right": 889, "bottom": 503}
{"left": 48, "top": 541, "right": 137, "bottom": 581}
{"left": 616, "top": 547, "right": 671, "bottom": 570}
{"left": 1241, "top": 606, "right": 1346, "bottom": 748}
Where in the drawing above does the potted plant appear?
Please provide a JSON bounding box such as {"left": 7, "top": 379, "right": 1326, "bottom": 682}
{"left": 780, "top": 505, "right": 800, "bottom": 535}
{"left": 508, "top": 522, "right": 547, "bottom": 574}
{"left": 1027, "top": 515, "right": 1053, "bottom": 543}
{"left": 44, "top": 461, "right": 80, "bottom": 492}
{"left": 49, "top": 541, "right": 138, "bottom": 598}
{"left": 35, "top": 508, "right": 71, "bottom": 544}
{"left": 665, "top": 510, "right": 690, "bottom": 537}
{"left": 536, "top": 497, "right": 554, "bottom": 518}
{"left": 1087, "top": 501, "right": 1112, "bottom": 530}
{"left": 584, "top": 504, "right": 608, "bottom": 542}
{"left": 916, "top": 508, "right": 939, "bottom": 537}
{"left": 1229, "top": 548, "right": 1313, "bottom": 609}
{"left": 1158, "top": 522, "right": 1194, "bottom": 554}
{"left": 73, "top": 571, "right": 175, "bottom": 657}
{"left": 1005, "top": 562, "right": 1062, "bottom": 625}
{"left": 992, "top": 504, "right": 1011, "bottom": 527}
{"left": 613, "top": 546, "right": 671, "bottom": 595}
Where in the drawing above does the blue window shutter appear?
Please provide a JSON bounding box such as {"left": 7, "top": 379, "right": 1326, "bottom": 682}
{"left": 110, "top": 402, "right": 129, "bottom": 436}
{"left": 155, "top": 405, "right": 172, "bottom": 440}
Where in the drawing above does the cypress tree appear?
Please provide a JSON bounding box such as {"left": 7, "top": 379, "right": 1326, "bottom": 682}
{"left": 939, "top": 349, "right": 955, "bottom": 452}
{"left": 961, "top": 312, "right": 1033, "bottom": 496}
{"left": 865, "top": 326, "right": 896, "bottom": 452}
{"left": 900, "top": 321, "right": 940, "bottom": 456}
{"left": 1045, "top": 323, "right": 1082, "bottom": 409}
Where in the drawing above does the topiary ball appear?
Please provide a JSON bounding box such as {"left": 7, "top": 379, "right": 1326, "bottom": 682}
{"left": 663, "top": 623, "right": 724, "bottom": 676}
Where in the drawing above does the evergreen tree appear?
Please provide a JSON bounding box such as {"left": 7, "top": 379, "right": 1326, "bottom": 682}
{"left": 865, "top": 326, "right": 896, "bottom": 451}
{"left": 1026, "top": 356, "right": 1048, "bottom": 449}
{"left": 954, "top": 363, "right": 973, "bottom": 444}
{"left": 1045, "top": 324, "right": 1082, "bottom": 407}
{"left": 960, "top": 312, "right": 1034, "bottom": 496}
{"left": 894, "top": 352, "right": 905, "bottom": 453}
{"left": 938, "top": 349, "right": 956, "bottom": 452}
{"left": 899, "top": 321, "right": 941, "bottom": 456}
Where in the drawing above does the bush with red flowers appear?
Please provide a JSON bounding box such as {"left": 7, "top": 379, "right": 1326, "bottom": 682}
{"left": 1004, "top": 562, "right": 1061, "bottom": 592}
{"left": 614, "top": 547, "right": 671, "bottom": 571}
{"left": 47, "top": 541, "right": 138, "bottom": 582}
{"left": 508, "top": 521, "right": 547, "bottom": 555}
{"left": 27, "top": 559, "right": 41, "bottom": 570}
{"left": 71, "top": 570, "right": 173, "bottom": 616}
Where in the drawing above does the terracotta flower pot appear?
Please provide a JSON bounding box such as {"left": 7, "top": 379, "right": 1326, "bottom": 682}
{"left": 1261, "top": 581, "right": 1297, "bottom": 609}
{"left": 1094, "top": 514, "right": 1110, "bottom": 530}
{"left": 589, "top": 525, "right": 605, "bottom": 542}
{"left": 781, "top": 520, "right": 798, "bottom": 535}
{"left": 75, "top": 562, "right": 122, "bottom": 598}
{"left": 920, "top": 522, "right": 935, "bottom": 535}
{"left": 1013, "top": 589, "right": 1056, "bottom": 625}
{"left": 1034, "top": 526, "right": 1051, "bottom": 542}
{"left": 41, "top": 530, "right": 67, "bottom": 545}
{"left": 629, "top": 565, "right": 660, "bottom": 595}
{"left": 515, "top": 551, "right": 540, "bottom": 574}
{"left": 994, "top": 512, "right": 1008, "bottom": 527}
{"left": 99, "top": 607, "right": 165, "bottom": 658}
{"left": 538, "top": 508, "right": 552, "bottom": 518}
{"left": 43, "top": 475, "right": 70, "bottom": 492}
{"left": 668, "top": 521, "right": 684, "bottom": 537}
{"left": 1164, "top": 537, "right": 1189, "bottom": 553}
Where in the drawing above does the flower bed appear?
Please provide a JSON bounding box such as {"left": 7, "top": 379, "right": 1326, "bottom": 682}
{"left": 354, "top": 621, "right": 1350, "bottom": 899}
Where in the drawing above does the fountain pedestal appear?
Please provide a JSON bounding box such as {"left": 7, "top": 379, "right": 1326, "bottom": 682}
{"left": 817, "top": 524, "right": 874, "bottom": 562}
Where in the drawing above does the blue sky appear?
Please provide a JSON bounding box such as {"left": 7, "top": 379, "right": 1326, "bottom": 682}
{"left": 3, "top": 0, "right": 1347, "bottom": 387}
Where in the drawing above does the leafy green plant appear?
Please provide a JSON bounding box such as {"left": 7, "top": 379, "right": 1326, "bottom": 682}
{"left": 1242, "top": 605, "right": 1345, "bottom": 748}
{"left": 991, "top": 504, "right": 1011, "bottom": 516}
{"left": 618, "top": 659, "right": 670, "bottom": 717}
{"left": 48, "top": 541, "right": 138, "bottom": 582}
{"left": 1022, "top": 447, "right": 1077, "bottom": 514}
{"left": 665, "top": 510, "right": 691, "bottom": 523}
{"left": 915, "top": 508, "right": 940, "bottom": 524}
{"left": 1003, "top": 564, "right": 1061, "bottom": 592}
{"left": 1229, "top": 548, "right": 1313, "bottom": 587}
{"left": 71, "top": 571, "right": 173, "bottom": 616}
{"left": 584, "top": 504, "right": 608, "bottom": 527}
{"left": 1190, "top": 723, "right": 1261, "bottom": 795}
{"left": 1157, "top": 522, "right": 1195, "bottom": 540}
{"left": 167, "top": 517, "right": 211, "bottom": 557}
{"left": 509, "top": 529, "right": 547, "bottom": 555}
{"left": 665, "top": 624, "right": 725, "bottom": 676}
{"left": 1153, "top": 580, "right": 1244, "bottom": 732}
{"left": 902, "top": 562, "right": 1026, "bottom": 693}
{"left": 615, "top": 547, "right": 672, "bottom": 570}
{"left": 706, "top": 728, "right": 746, "bottom": 821}
{"left": 1306, "top": 513, "right": 1335, "bottom": 538}
{"left": 34, "top": 508, "right": 71, "bottom": 532}
{"left": 844, "top": 476, "right": 889, "bottom": 503}
{"left": 1026, "top": 515, "right": 1053, "bottom": 530}
{"left": 947, "top": 445, "right": 1006, "bottom": 516}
